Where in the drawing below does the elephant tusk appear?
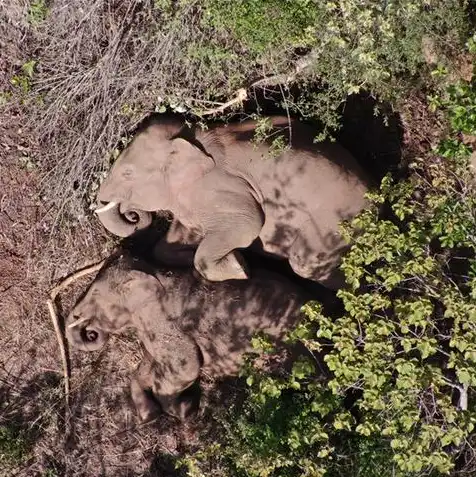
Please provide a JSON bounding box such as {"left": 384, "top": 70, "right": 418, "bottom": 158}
{"left": 95, "top": 201, "right": 117, "bottom": 214}
{"left": 67, "top": 315, "right": 91, "bottom": 329}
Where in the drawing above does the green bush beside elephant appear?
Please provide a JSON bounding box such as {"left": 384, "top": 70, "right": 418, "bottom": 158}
{"left": 95, "top": 116, "right": 370, "bottom": 289}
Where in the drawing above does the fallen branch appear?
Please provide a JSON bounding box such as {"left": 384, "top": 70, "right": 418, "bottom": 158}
{"left": 249, "top": 49, "right": 320, "bottom": 89}
{"left": 46, "top": 259, "right": 105, "bottom": 406}
{"left": 199, "top": 88, "right": 248, "bottom": 116}
{"left": 197, "top": 49, "right": 320, "bottom": 117}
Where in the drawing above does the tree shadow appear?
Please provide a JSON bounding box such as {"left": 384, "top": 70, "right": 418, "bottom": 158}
{"left": 143, "top": 452, "right": 187, "bottom": 477}
{"left": 240, "top": 85, "right": 404, "bottom": 183}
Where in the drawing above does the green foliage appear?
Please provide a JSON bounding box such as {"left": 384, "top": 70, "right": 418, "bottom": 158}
{"left": 182, "top": 50, "right": 476, "bottom": 477}
{"left": 0, "top": 91, "right": 12, "bottom": 107}
{"left": 11, "top": 60, "right": 37, "bottom": 96}
{"left": 196, "top": 0, "right": 469, "bottom": 132}
{"left": 28, "top": 0, "right": 48, "bottom": 26}
{"left": 202, "top": 0, "right": 319, "bottom": 55}
{"left": 0, "top": 425, "right": 30, "bottom": 467}
{"left": 250, "top": 116, "right": 291, "bottom": 159}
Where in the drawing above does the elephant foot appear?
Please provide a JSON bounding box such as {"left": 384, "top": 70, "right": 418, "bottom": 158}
{"left": 158, "top": 385, "right": 201, "bottom": 421}
{"left": 195, "top": 251, "right": 249, "bottom": 282}
{"left": 130, "top": 379, "right": 160, "bottom": 423}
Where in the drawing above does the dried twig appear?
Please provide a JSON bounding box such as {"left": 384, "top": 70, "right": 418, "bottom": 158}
{"left": 249, "top": 49, "right": 320, "bottom": 89}
{"left": 199, "top": 88, "right": 248, "bottom": 116}
{"left": 46, "top": 259, "right": 105, "bottom": 406}
{"left": 197, "top": 49, "right": 320, "bottom": 117}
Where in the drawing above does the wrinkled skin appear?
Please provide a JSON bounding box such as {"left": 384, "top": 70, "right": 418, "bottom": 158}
{"left": 96, "top": 115, "right": 371, "bottom": 289}
{"left": 65, "top": 252, "right": 310, "bottom": 422}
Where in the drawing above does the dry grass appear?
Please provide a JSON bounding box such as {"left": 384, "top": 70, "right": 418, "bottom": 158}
{"left": 29, "top": 0, "right": 255, "bottom": 218}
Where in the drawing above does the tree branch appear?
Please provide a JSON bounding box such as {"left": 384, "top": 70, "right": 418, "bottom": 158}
{"left": 46, "top": 260, "right": 105, "bottom": 406}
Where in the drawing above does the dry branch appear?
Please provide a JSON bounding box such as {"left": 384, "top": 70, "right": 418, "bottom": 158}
{"left": 46, "top": 260, "right": 105, "bottom": 406}
{"left": 249, "top": 49, "right": 320, "bottom": 89}
{"left": 199, "top": 88, "right": 248, "bottom": 116}
{"left": 196, "top": 49, "right": 319, "bottom": 116}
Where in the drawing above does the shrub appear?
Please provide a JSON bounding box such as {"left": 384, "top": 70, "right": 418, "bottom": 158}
{"left": 180, "top": 45, "right": 476, "bottom": 477}
{"left": 0, "top": 424, "right": 30, "bottom": 467}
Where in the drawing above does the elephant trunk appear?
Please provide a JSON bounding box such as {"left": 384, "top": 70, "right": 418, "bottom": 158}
{"left": 95, "top": 201, "right": 153, "bottom": 237}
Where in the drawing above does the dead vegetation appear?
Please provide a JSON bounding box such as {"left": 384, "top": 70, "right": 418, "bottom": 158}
{"left": 28, "top": 0, "right": 299, "bottom": 219}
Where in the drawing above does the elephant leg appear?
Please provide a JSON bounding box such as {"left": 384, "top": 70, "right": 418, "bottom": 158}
{"left": 157, "top": 383, "right": 201, "bottom": 421}
{"left": 130, "top": 358, "right": 159, "bottom": 423}
{"left": 132, "top": 346, "right": 202, "bottom": 422}
{"left": 193, "top": 219, "right": 262, "bottom": 282}
{"left": 288, "top": 218, "right": 348, "bottom": 290}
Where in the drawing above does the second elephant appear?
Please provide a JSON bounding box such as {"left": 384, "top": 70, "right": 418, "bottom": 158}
{"left": 95, "top": 116, "right": 370, "bottom": 289}
{"left": 65, "top": 251, "right": 312, "bottom": 421}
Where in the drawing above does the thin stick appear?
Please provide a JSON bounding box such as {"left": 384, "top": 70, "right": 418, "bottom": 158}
{"left": 46, "top": 259, "right": 105, "bottom": 406}
{"left": 47, "top": 299, "right": 70, "bottom": 404}
{"left": 50, "top": 260, "right": 105, "bottom": 301}
{"left": 199, "top": 88, "right": 248, "bottom": 116}
{"left": 197, "top": 49, "right": 320, "bottom": 117}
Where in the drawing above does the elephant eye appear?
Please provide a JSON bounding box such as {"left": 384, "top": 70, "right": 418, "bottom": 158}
{"left": 81, "top": 327, "right": 99, "bottom": 343}
{"left": 122, "top": 165, "right": 134, "bottom": 180}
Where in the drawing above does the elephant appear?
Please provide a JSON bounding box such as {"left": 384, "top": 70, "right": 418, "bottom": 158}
{"left": 95, "top": 115, "right": 371, "bottom": 289}
{"left": 65, "top": 250, "right": 312, "bottom": 422}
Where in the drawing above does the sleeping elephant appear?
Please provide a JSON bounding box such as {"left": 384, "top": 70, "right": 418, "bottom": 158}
{"left": 95, "top": 116, "right": 371, "bottom": 289}
{"left": 65, "top": 251, "right": 311, "bottom": 421}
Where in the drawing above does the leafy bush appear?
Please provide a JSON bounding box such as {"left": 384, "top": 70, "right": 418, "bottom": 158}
{"left": 0, "top": 424, "right": 30, "bottom": 467}
{"left": 180, "top": 48, "right": 476, "bottom": 477}
{"left": 199, "top": 0, "right": 469, "bottom": 125}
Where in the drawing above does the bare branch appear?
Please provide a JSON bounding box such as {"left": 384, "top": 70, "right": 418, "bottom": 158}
{"left": 250, "top": 49, "right": 320, "bottom": 88}
{"left": 199, "top": 88, "right": 248, "bottom": 116}
{"left": 46, "top": 259, "right": 105, "bottom": 407}
{"left": 197, "top": 49, "right": 320, "bottom": 117}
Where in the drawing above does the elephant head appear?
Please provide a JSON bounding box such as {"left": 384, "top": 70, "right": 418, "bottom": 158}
{"left": 65, "top": 252, "right": 204, "bottom": 421}
{"left": 95, "top": 119, "right": 215, "bottom": 237}
{"left": 65, "top": 254, "right": 165, "bottom": 351}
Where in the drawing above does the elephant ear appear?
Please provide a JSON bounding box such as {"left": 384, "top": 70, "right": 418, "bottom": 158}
{"left": 118, "top": 269, "right": 165, "bottom": 308}
{"left": 165, "top": 137, "right": 215, "bottom": 197}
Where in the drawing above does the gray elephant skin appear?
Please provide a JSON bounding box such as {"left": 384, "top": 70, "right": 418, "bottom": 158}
{"left": 66, "top": 251, "right": 311, "bottom": 421}
{"left": 95, "top": 116, "right": 370, "bottom": 289}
